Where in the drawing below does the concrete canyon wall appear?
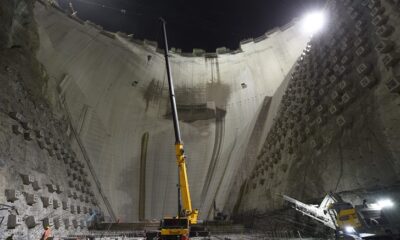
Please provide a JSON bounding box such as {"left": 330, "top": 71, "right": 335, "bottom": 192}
{"left": 233, "top": 0, "right": 400, "bottom": 225}
{"left": 32, "top": 1, "right": 309, "bottom": 222}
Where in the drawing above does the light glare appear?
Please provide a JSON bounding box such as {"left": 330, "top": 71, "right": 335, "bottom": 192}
{"left": 301, "top": 11, "right": 326, "bottom": 35}
{"left": 345, "top": 226, "right": 356, "bottom": 233}
{"left": 377, "top": 199, "right": 394, "bottom": 209}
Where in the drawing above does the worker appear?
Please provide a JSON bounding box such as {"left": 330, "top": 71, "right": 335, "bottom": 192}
{"left": 41, "top": 225, "right": 52, "bottom": 240}
{"left": 363, "top": 199, "right": 368, "bottom": 208}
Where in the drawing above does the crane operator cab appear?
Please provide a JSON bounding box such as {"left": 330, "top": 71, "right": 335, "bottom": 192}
{"left": 160, "top": 217, "right": 190, "bottom": 240}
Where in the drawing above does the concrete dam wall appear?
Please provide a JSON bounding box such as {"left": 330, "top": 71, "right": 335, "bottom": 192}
{"left": 32, "top": 1, "right": 309, "bottom": 222}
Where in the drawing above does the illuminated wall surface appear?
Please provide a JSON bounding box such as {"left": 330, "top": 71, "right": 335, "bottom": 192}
{"left": 34, "top": 1, "right": 307, "bottom": 221}
{"left": 1, "top": 0, "right": 400, "bottom": 238}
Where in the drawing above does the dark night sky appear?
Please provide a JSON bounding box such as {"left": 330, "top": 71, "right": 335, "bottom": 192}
{"left": 58, "top": 0, "right": 325, "bottom": 52}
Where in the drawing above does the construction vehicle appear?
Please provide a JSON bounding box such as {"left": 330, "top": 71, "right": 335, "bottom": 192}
{"left": 283, "top": 193, "right": 399, "bottom": 239}
{"left": 156, "top": 18, "right": 208, "bottom": 240}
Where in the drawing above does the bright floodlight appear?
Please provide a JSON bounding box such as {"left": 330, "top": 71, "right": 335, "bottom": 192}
{"left": 301, "top": 11, "right": 326, "bottom": 35}
{"left": 345, "top": 226, "right": 356, "bottom": 233}
{"left": 377, "top": 199, "right": 394, "bottom": 209}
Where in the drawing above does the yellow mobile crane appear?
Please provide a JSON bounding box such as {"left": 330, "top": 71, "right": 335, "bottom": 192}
{"left": 158, "top": 18, "right": 206, "bottom": 240}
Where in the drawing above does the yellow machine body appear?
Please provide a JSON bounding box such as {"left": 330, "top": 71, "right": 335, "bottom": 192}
{"left": 160, "top": 217, "right": 190, "bottom": 236}
{"left": 160, "top": 228, "right": 189, "bottom": 236}
{"left": 336, "top": 208, "right": 362, "bottom": 229}
{"left": 175, "top": 143, "right": 199, "bottom": 225}
{"left": 160, "top": 144, "right": 198, "bottom": 238}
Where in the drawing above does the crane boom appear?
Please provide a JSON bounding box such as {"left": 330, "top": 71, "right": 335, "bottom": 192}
{"left": 160, "top": 18, "right": 199, "bottom": 225}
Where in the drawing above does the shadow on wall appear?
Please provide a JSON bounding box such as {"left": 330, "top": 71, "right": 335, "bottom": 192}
{"left": 162, "top": 81, "right": 230, "bottom": 123}
{"left": 143, "top": 78, "right": 162, "bottom": 112}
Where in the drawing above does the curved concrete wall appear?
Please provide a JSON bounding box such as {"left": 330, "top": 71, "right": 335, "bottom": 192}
{"left": 34, "top": 2, "right": 309, "bottom": 221}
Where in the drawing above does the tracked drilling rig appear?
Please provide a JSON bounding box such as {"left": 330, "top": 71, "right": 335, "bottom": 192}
{"left": 284, "top": 193, "right": 399, "bottom": 239}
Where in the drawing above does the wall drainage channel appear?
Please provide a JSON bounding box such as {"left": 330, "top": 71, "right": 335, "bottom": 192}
{"left": 139, "top": 132, "right": 149, "bottom": 221}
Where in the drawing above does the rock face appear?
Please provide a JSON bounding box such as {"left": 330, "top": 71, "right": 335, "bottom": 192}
{"left": 0, "top": 0, "right": 44, "bottom": 97}
{"left": 230, "top": 0, "right": 400, "bottom": 231}
{"left": 0, "top": 0, "right": 38, "bottom": 50}
{"left": 0, "top": 1, "right": 105, "bottom": 239}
